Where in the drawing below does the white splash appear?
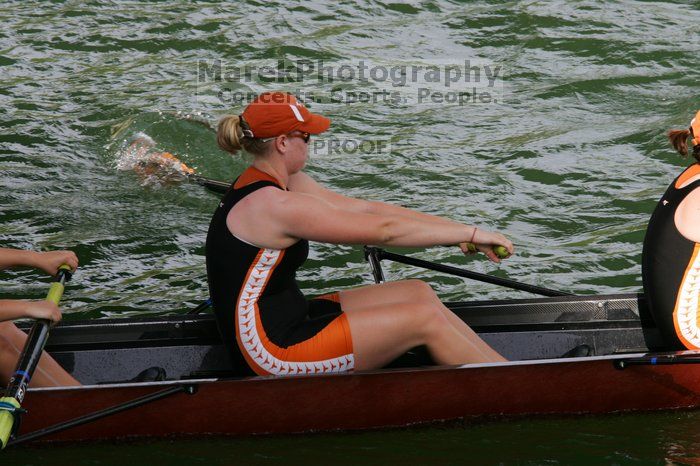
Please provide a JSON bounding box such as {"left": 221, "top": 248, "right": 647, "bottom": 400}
{"left": 115, "top": 132, "right": 192, "bottom": 187}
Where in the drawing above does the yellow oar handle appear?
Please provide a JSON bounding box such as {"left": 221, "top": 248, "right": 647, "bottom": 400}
{"left": 465, "top": 243, "right": 510, "bottom": 259}
{"left": 0, "top": 398, "right": 20, "bottom": 449}
{"left": 46, "top": 265, "right": 72, "bottom": 305}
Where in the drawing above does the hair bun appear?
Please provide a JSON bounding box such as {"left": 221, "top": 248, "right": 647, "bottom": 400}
{"left": 217, "top": 115, "right": 243, "bottom": 155}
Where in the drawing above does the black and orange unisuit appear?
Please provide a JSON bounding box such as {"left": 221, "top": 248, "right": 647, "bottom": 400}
{"left": 205, "top": 166, "right": 354, "bottom": 376}
{"left": 642, "top": 163, "right": 700, "bottom": 350}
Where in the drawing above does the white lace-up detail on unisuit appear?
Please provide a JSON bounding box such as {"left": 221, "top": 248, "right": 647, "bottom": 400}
{"left": 236, "top": 248, "right": 354, "bottom": 375}
{"left": 674, "top": 246, "right": 700, "bottom": 348}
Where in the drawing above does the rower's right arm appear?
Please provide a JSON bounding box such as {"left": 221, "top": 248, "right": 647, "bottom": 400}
{"left": 0, "top": 248, "right": 36, "bottom": 271}
{"left": 0, "top": 248, "right": 78, "bottom": 275}
{"left": 231, "top": 187, "right": 513, "bottom": 255}
{"left": 0, "top": 300, "right": 62, "bottom": 324}
{"left": 0, "top": 248, "right": 70, "bottom": 324}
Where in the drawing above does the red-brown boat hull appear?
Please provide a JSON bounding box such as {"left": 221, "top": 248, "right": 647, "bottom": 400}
{"left": 17, "top": 356, "right": 700, "bottom": 444}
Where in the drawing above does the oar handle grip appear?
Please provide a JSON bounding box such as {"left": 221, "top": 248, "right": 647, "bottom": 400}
{"left": 46, "top": 265, "right": 72, "bottom": 305}
{"left": 464, "top": 243, "right": 510, "bottom": 259}
{"left": 0, "top": 397, "right": 20, "bottom": 450}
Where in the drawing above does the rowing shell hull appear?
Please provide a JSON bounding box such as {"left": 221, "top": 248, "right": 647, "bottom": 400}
{"left": 19, "top": 355, "right": 700, "bottom": 443}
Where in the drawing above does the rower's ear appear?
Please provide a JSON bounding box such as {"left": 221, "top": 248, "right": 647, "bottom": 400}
{"left": 274, "top": 135, "right": 289, "bottom": 154}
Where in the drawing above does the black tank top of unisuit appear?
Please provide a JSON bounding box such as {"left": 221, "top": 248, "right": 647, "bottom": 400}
{"left": 642, "top": 163, "right": 700, "bottom": 350}
{"left": 205, "top": 166, "right": 309, "bottom": 374}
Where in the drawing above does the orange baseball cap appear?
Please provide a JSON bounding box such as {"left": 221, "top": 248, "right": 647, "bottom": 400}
{"left": 691, "top": 110, "right": 700, "bottom": 146}
{"left": 240, "top": 92, "right": 330, "bottom": 139}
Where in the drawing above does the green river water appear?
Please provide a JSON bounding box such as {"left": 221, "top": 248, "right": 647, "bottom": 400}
{"left": 1, "top": 0, "right": 699, "bottom": 464}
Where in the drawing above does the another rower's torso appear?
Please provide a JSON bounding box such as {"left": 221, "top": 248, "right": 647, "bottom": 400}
{"left": 205, "top": 167, "right": 311, "bottom": 342}
{"left": 642, "top": 163, "right": 700, "bottom": 349}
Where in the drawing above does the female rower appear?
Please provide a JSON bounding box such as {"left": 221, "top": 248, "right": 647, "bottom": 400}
{"left": 205, "top": 91, "right": 514, "bottom": 377}
{"left": 642, "top": 110, "right": 700, "bottom": 350}
{"left": 0, "top": 248, "right": 80, "bottom": 387}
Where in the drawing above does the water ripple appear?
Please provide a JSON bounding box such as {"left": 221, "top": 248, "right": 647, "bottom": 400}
{"left": 0, "top": 0, "right": 698, "bottom": 316}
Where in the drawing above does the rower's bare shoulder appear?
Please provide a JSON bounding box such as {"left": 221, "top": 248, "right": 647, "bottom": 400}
{"left": 227, "top": 186, "right": 285, "bottom": 218}
{"left": 288, "top": 171, "right": 322, "bottom": 193}
{"left": 225, "top": 187, "right": 297, "bottom": 248}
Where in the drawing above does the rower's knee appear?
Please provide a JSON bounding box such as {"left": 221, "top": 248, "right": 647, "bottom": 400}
{"left": 404, "top": 279, "right": 439, "bottom": 303}
{"left": 415, "top": 303, "right": 452, "bottom": 341}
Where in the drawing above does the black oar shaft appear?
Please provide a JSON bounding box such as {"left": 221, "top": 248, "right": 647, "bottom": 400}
{"left": 4, "top": 268, "right": 71, "bottom": 403}
{"left": 0, "top": 266, "right": 72, "bottom": 449}
{"left": 187, "top": 298, "right": 212, "bottom": 315}
{"left": 376, "top": 249, "right": 571, "bottom": 297}
{"left": 187, "top": 174, "right": 230, "bottom": 194}
{"left": 614, "top": 356, "right": 700, "bottom": 369}
{"left": 4, "top": 325, "right": 50, "bottom": 403}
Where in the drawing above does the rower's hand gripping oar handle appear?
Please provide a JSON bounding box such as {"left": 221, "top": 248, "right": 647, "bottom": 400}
{"left": 0, "top": 264, "right": 72, "bottom": 450}
{"left": 464, "top": 243, "right": 510, "bottom": 259}
{"left": 45, "top": 265, "right": 72, "bottom": 306}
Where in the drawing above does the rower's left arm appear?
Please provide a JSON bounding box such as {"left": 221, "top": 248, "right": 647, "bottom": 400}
{"left": 365, "top": 200, "right": 456, "bottom": 226}
{"left": 288, "top": 171, "right": 457, "bottom": 225}
{"left": 287, "top": 171, "right": 372, "bottom": 213}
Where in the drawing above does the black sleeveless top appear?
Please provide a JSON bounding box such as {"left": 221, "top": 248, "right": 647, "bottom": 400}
{"left": 642, "top": 163, "right": 700, "bottom": 349}
{"left": 205, "top": 166, "right": 310, "bottom": 372}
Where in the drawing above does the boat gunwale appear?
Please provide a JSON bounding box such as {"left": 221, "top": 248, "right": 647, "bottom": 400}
{"left": 17, "top": 292, "right": 645, "bottom": 330}
{"left": 28, "top": 348, "right": 682, "bottom": 394}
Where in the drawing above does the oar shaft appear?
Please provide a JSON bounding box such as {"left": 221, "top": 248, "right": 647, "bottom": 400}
{"left": 186, "top": 298, "right": 212, "bottom": 315}
{"left": 614, "top": 355, "right": 700, "bottom": 369}
{"left": 187, "top": 174, "right": 230, "bottom": 194}
{"left": 4, "top": 324, "right": 51, "bottom": 402}
{"left": 0, "top": 265, "right": 72, "bottom": 450}
{"left": 376, "top": 249, "right": 571, "bottom": 297}
{"left": 4, "top": 267, "right": 70, "bottom": 401}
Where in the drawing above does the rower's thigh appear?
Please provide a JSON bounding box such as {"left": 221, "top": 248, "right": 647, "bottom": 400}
{"left": 0, "top": 333, "right": 14, "bottom": 357}
{"left": 339, "top": 279, "right": 438, "bottom": 312}
{"left": 0, "top": 321, "right": 26, "bottom": 347}
{"left": 0, "top": 333, "right": 18, "bottom": 384}
{"left": 340, "top": 280, "right": 476, "bottom": 350}
{"left": 343, "top": 300, "right": 447, "bottom": 370}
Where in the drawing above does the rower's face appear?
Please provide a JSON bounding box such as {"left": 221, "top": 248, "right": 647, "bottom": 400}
{"left": 284, "top": 132, "right": 310, "bottom": 173}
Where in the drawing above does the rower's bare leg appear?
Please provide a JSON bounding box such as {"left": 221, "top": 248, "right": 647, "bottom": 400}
{"left": 0, "top": 322, "right": 80, "bottom": 387}
{"left": 339, "top": 280, "right": 505, "bottom": 363}
{"left": 341, "top": 302, "right": 502, "bottom": 369}
{"left": 339, "top": 282, "right": 506, "bottom": 370}
{"left": 0, "top": 334, "right": 17, "bottom": 386}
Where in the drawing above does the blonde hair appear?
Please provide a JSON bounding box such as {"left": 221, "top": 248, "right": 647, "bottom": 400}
{"left": 216, "top": 115, "right": 272, "bottom": 157}
{"left": 668, "top": 127, "right": 700, "bottom": 163}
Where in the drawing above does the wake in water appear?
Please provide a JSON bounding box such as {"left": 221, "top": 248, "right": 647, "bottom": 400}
{"left": 115, "top": 132, "right": 194, "bottom": 187}
{"left": 109, "top": 111, "right": 238, "bottom": 190}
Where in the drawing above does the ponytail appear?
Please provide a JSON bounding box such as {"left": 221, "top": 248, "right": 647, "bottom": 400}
{"left": 668, "top": 128, "right": 700, "bottom": 163}
{"left": 668, "top": 128, "right": 692, "bottom": 157}
{"left": 217, "top": 115, "right": 244, "bottom": 155}
{"left": 216, "top": 115, "right": 271, "bottom": 157}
